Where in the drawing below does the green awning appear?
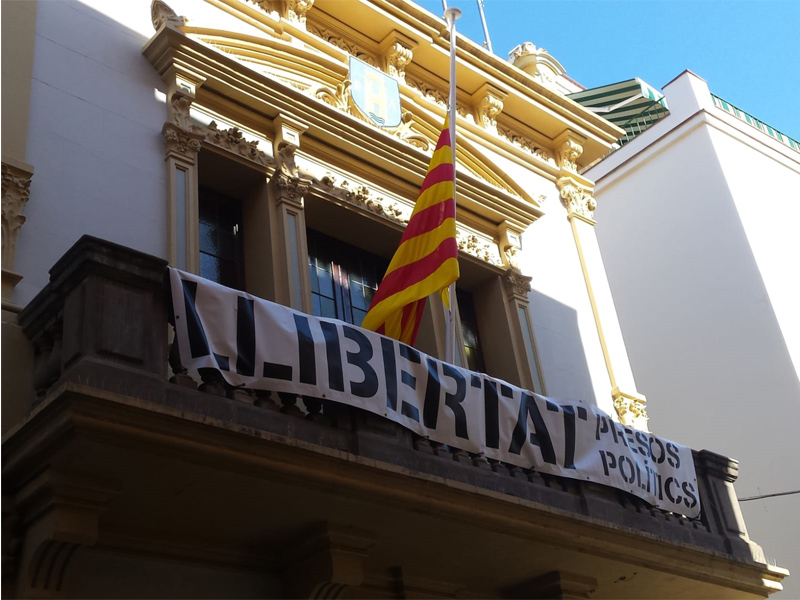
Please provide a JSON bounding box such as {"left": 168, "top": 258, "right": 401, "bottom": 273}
{"left": 568, "top": 78, "right": 669, "bottom": 142}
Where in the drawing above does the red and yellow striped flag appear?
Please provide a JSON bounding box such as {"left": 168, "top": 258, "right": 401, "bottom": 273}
{"left": 361, "top": 118, "right": 459, "bottom": 345}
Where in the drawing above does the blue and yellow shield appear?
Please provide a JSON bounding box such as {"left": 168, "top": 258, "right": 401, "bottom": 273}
{"left": 348, "top": 56, "right": 402, "bottom": 128}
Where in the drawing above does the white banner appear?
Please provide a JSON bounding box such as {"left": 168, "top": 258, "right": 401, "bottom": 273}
{"left": 169, "top": 269, "right": 701, "bottom": 518}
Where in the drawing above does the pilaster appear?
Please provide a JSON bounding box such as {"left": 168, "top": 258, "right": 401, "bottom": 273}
{"left": 555, "top": 132, "right": 647, "bottom": 428}
{"left": 2, "top": 159, "right": 34, "bottom": 303}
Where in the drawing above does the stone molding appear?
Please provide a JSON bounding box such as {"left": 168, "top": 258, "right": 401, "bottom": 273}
{"left": 318, "top": 172, "right": 407, "bottom": 225}
{"left": 204, "top": 121, "right": 271, "bottom": 168}
{"left": 307, "top": 24, "right": 376, "bottom": 66}
{"left": 496, "top": 124, "right": 556, "bottom": 165}
{"left": 456, "top": 230, "right": 503, "bottom": 267}
{"left": 271, "top": 170, "right": 311, "bottom": 208}
{"left": 151, "top": 0, "right": 187, "bottom": 31}
{"left": 248, "top": 0, "right": 314, "bottom": 26}
{"left": 2, "top": 161, "right": 33, "bottom": 274}
{"left": 557, "top": 177, "right": 597, "bottom": 224}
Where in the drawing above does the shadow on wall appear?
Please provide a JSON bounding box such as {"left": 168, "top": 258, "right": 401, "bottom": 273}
{"left": 528, "top": 289, "right": 597, "bottom": 406}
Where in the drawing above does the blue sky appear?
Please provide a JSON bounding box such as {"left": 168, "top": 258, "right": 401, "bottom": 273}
{"left": 414, "top": 0, "right": 800, "bottom": 139}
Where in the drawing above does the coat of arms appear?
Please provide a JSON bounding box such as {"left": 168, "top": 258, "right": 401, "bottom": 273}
{"left": 348, "top": 57, "right": 402, "bottom": 128}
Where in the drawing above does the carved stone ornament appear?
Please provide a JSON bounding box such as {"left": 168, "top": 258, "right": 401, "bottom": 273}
{"left": 169, "top": 91, "right": 193, "bottom": 130}
{"left": 503, "top": 269, "right": 532, "bottom": 299}
{"left": 456, "top": 231, "right": 503, "bottom": 267}
{"left": 557, "top": 179, "right": 596, "bottom": 222}
{"left": 162, "top": 122, "right": 203, "bottom": 159}
{"left": 272, "top": 170, "right": 310, "bottom": 205}
{"left": 390, "top": 112, "right": 430, "bottom": 151}
{"left": 307, "top": 24, "right": 376, "bottom": 66}
{"left": 384, "top": 41, "right": 413, "bottom": 81}
{"left": 203, "top": 121, "right": 271, "bottom": 168}
{"left": 319, "top": 173, "right": 407, "bottom": 225}
{"left": 151, "top": 0, "right": 187, "bottom": 31}
{"left": 496, "top": 124, "right": 555, "bottom": 165}
{"left": 406, "top": 75, "right": 448, "bottom": 110}
{"left": 613, "top": 394, "right": 649, "bottom": 431}
{"left": 475, "top": 91, "right": 503, "bottom": 133}
{"left": 557, "top": 138, "right": 583, "bottom": 172}
{"left": 2, "top": 162, "right": 33, "bottom": 272}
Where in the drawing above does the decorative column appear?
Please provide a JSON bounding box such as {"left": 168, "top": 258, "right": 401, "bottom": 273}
{"left": 2, "top": 160, "right": 34, "bottom": 302}
{"left": 269, "top": 115, "right": 312, "bottom": 313}
{"left": 555, "top": 131, "right": 648, "bottom": 430}
{"left": 160, "top": 68, "right": 205, "bottom": 273}
{"left": 500, "top": 223, "right": 545, "bottom": 394}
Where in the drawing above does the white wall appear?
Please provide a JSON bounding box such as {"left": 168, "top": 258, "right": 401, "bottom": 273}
{"left": 15, "top": 0, "right": 168, "bottom": 307}
{"left": 590, "top": 71, "right": 800, "bottom": 597}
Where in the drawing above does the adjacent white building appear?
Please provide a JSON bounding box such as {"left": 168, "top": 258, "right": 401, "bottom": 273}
{"left": 586, "top": 70, "right": 800, "bottom": 599}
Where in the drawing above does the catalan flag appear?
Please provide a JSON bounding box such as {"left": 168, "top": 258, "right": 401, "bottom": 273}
{"left": 361, "top": 118, "right": 459, "bottom": 346}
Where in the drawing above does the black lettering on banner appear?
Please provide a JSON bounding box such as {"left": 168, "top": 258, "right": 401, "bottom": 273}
{"left": 442, "top": 363, "right": 468, "bottom": 439}
{"left": 236, "top": 296, "right": 256, "bottom": 377}
{"left": 635, "top": 431, "right": 651, "bottom": 459}
{"left": 381, "top": 337, "right": 398, "bottom": 412}
{"left": 619, "top": 456, "right": 635, "bottom": 484}
{"left": 596, "top": 415, "right": 610, "bottom": 441}
{"left": 294, "top": 314, "right": 316, "bottom": 385}
{"left": 561, "top": 405, "right": 577, "bottom": 469}
{"left": 650, "top": 436, "right": 666, "bottom": 464}
{"left": 320, "top": 321, "right": 344, "bottom": 392}
{"left": 666, "top": 442, "right": 681, "bottom": 468}
{"left": 483, "top": 380, "right": 500, "bottom": 450}
{"left": 509, "top": 393, "right": 556, "bottom": 465}
{"left": 682, "top": 481, "right": 698, "bottom": 509}
{"left": 665, "top": 476, "right": 682, "bottom": 504}
{"left": 181, "top": 279, "right": 212, "bottom": 359}
{"left": 600, "top": 450, "right": 616, "bottom": 476}
{"left": 624, "top": 427, "right": 638, "bottom": 454}
{"left": 263, "top": 361, "right": 292, "bottom": 380}
{"left": 422, "top": 358, "right": 442, "bottom": 429}
{"left": 614, "top": 423, "right": 629, "bottom": 447}
{"left": 399, "top": 344, "right": 420, "bottom": 422}
{"left": 342, "top": 325, "right": 379, "bottom": 398}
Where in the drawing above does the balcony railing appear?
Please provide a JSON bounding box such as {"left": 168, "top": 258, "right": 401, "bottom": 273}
{"left": 16, "top": 235, "right": 772, "bottom": 569}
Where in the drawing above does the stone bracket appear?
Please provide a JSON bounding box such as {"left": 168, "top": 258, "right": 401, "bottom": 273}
{"left": 611, "top": 386, "right": 649, "bottom": 431}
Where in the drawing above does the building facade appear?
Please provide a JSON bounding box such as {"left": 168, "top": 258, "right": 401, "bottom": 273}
{"left": 0, "top": 1, "right": 787, "bottom": 597}
{"left": 587, "top": 70, "right": 799, "bottom": 599}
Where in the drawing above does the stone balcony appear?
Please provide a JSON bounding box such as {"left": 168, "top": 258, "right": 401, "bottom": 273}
{"left": 1, "top": 236, "right": 787, "bottom": 598}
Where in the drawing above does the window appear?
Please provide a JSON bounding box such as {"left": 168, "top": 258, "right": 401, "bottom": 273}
{"left": 456, "top": 289, "right": 486, "bottom": 373}
{"left": 307, "top": 229, "right": 388, "bottom": 327}
{"left": 199, "top": 185, "right": 245, "bottom": 290}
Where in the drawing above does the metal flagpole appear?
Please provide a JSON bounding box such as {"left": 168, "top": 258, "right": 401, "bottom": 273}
{"left": 444, "top": 6, "right": 461, "bottom": 365}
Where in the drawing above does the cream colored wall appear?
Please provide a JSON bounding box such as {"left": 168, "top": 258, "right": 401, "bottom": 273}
{"left": 12, "top": 0, "right": 168, "bottom": 307}
{"left": 2, "top": 0, "right": 37, "bottom": 162}
{"left": 589, "top": 71, "right": 800, "bottom": 598}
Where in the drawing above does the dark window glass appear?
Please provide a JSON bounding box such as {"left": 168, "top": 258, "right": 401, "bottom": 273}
{"left": 307, "top": 229, "right": 387, "bottom": 327}
{"left": 199, "top": 186, "right": 245, "bottom": 290}
{"left": 457, "top": 289, "right": 486, "bottom": 373}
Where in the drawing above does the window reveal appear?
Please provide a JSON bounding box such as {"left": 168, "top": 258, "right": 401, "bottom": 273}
{"left": 199, "top": 185, "right": 245, "bottom": 291}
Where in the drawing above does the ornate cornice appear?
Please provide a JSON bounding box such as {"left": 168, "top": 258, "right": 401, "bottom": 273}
{"left": 496, "top": 124, "right": 555, "bottom": 165}
{"left": 307, "top": 24, "right": 377, "bottom": 66}
{"left": 556, "top": 177, "right": 596, "bottom": 223}
{"left": 390, "top": 112, "right": 430, "bottom": 151}
{"left": 456, "top": 230, "right": 503, "bottom": 267}
{"left": 319, "top": 173, "right": 407, "bottom": 225}
{"left": 286, "top": 0, "right": 314, "bottom": 25}
{"left": 405, "top": 75, "right": 448, "bottom": 110}
{"left": 2, "top": 162, "right": 34, "bottom": 273}
{"left": 151, "top": 0, "right": 186, "bottom": 31}
{"left": 202, "top": 121, "right": 271, "bottom": 168}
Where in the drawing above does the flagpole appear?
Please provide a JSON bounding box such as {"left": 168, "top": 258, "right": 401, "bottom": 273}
{"left": 444, "top": 6, "right": 461, "bottom": 365}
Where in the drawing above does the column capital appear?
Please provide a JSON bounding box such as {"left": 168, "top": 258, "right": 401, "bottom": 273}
{"left": 270, "top": 170, "right": 311, "bottom": 208}
{"left": 162, "top": 122, "right": 204, "bottom": 162}
{"left": 503, "top": 269, "right": 532, "bottom": 302}
{"left": 611, "top": 387, "right": 649, "bottom": 431}
{"left": 556, "top": 176, "right": 596, "bottom": 224}
{"left": 2, "top": 160, "right": 34, "bottom": 296}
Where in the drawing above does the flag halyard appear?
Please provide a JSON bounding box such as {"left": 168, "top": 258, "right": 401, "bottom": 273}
{"left": 361, "top": 119, "right": 459, "bottom": 346}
